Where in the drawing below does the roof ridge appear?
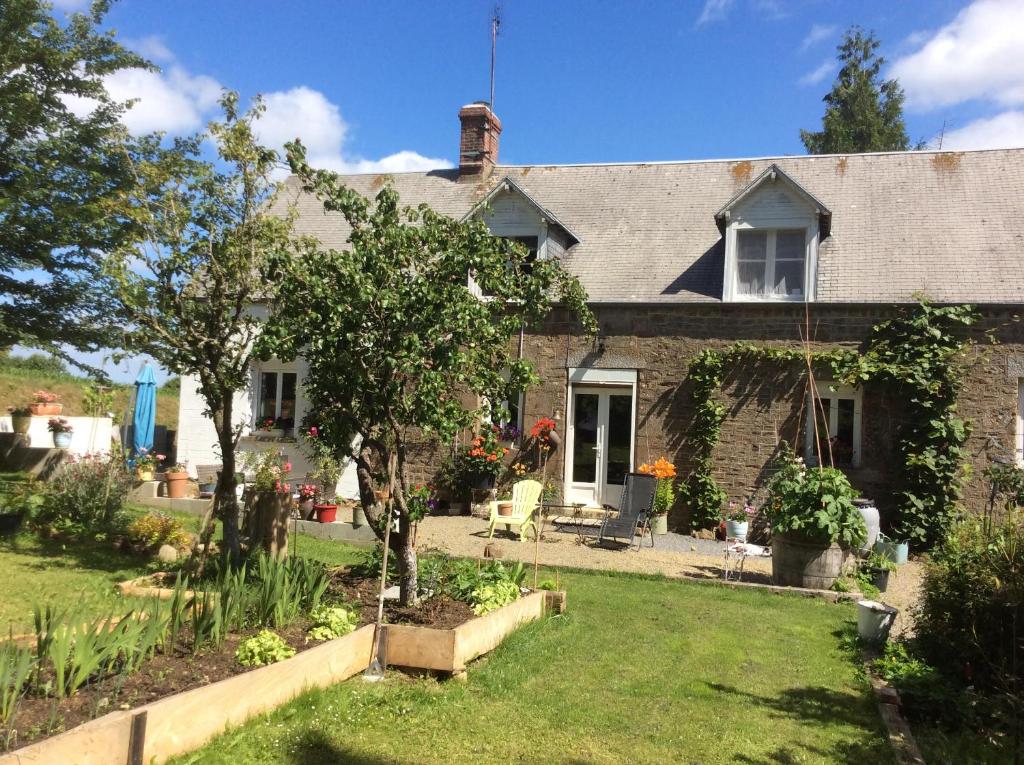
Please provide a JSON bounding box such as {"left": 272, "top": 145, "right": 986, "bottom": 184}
{"left": 493, "top": 146, "right": 1024, "bottom": 170}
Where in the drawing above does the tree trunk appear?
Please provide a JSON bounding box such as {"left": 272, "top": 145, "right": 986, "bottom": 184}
{"left": 215, "top": 397, "right": 241, "bottom": 563}
{"left": 396, "top": 521, "right": 418, "bottom": 606}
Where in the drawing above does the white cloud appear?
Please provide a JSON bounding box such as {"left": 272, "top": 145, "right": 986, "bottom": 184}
{"left": 696, "top": 0, "right": 734, "bottom": 26}
{"left": 103, "top": 65, "right": 223, "bottom": 135}
{"left": 799, "top": 59, "right": 834, "bottom": 87}
{"left": 253, "top": 86, "right": 451, "bottom": 175}
{"left": 890, "top": 0, "right": 1024, "bottom": 110}
{"left": 800, "top": 23, "right": 836, "bottom": 52}
{"left": 939, "top": 111, "right": 1024, "bottom": 150}
{"left": 125, "top": 35, "right": 175, "bottom": 64}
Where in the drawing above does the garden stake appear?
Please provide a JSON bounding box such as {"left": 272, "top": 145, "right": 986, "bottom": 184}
{"left": 365, "top": 456, "right": 397, "bottom": 682}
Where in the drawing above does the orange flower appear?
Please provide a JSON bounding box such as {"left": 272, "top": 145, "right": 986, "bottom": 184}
{"left": 639, "top": 457, "right": 676, "bottom": 480}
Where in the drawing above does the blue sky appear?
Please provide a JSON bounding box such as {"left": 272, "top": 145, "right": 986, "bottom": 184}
{"left": 36, "top": 0, "right": 1024, "bottom": 380}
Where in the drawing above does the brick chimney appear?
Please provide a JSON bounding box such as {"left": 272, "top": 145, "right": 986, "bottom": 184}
{"left": 458, "top": 101, "right": 502, "bottom": 180}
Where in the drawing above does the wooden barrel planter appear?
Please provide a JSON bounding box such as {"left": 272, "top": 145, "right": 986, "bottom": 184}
{"left": 771, "top": 534, "right": 847, "bottom": 589}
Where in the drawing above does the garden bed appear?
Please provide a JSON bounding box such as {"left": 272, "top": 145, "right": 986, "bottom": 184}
{"left": 0, "top": 625, "right": 375, "bottom": 765}
{"left": 2, "top": 583, "right": 564, "bottom": 764}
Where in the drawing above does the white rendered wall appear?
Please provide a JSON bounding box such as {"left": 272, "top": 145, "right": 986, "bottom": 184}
{"left": 0, "top": 416, "right": 112, "bottom": 456}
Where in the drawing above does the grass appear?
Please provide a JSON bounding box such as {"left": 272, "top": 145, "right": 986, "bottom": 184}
{"left": 172, "top": 567, "right": 892, "bottom": 764}
{"left": 0, "top": 508, "right": 365, "bottom": 635}
{"left": 0, "top": 514, "right": 893, "bottom": 762}
{"left": 0, "top": 531, "right": 159, "bottom": 634}
{"left": 0, "top": 367, "right": 179, "bottom": 428}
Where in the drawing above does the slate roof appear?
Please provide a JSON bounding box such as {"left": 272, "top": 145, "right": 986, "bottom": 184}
{"left": 278, "top": 148, "right": 1024, "bottom": 304}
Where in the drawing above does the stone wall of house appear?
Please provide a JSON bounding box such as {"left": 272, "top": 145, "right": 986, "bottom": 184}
{"left": 504, "top": 303, "right": 1024, "bottom": 531}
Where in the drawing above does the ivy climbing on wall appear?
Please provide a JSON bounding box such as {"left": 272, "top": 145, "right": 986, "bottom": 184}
{"left": 680, "top": 300, "right": 979, "bottom": 550}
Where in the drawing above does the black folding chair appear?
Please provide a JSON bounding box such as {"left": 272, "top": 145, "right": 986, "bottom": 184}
{"left": 597, "top": 472, "right": 659, "bottom": 551}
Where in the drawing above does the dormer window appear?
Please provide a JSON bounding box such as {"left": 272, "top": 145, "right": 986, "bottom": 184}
{"left": 736, "top": 228, "right": 807, "bottom": 299}
{"left": 716, "top": 165, "right": 830, "bottom": 303}
{"left": 464, "top": 176, "right": 579, "bottom": 298}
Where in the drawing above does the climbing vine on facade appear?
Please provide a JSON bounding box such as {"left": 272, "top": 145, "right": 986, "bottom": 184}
{"left": 681, "top": 301, "right": 979, "bottom": 550}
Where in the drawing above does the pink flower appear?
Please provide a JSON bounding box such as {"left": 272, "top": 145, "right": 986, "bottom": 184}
{"left": 308, "top": 427, "right": 319, "bottom": 437}
{"left": 283, "top": 462, "right": 292, "bottom": 472}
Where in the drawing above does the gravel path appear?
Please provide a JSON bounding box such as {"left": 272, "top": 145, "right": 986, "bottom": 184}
{"left": 416, "top": 515, "right": 774, "bottom": 583}
{"left": 414, "top": 515, "right": 925, "bottom": 634}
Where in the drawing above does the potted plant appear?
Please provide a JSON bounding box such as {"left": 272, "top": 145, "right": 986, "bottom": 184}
{"left": 7, "top": 405, "right": 31, "bottom": 434}
{"left": 861, "top": 552, "right": 897, "bottom": 593}
{"left": 460, "top": 429, "right": 509, "bottom": 490}
{"left": 254, "top": 417, "right": 282, "bottom": 438}
{"left": 765, "top": 449, "right": 867, "bottom": 590}
{"left": 638, "top": 456, "right": 676, "bottom": 535}
{"left": 134, "top": 448, "right": 164, "bottom": 481}
{"left": 309, "top": 454, "right": 343, "bottom": 524}
{"left": 29, "top": 390, "right": 61, "bottom": 416}
{"left": 47, "top": 417, "right": 73, "bottom": 448}
{"left": 297, "top": 483, "right": 317, "bottom": 519}
{"left": 163, "top": 462, "right": 190, "bottom": 499}
{"left": 241, "top": 448, "right": 293, "bottom": 554}
{"left": 723, "top": 501, "right": 750, "bottom": 541}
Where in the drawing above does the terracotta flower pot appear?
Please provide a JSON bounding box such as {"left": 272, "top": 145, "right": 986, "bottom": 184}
{"left": 165, "top": 470, "right": 190, "bottom": 499}
{"left": 30, "top": 403, "right": 62, "bottom": 416}
{"left": 314, "top": 503, "right": 338, "bottom": 523}
{"left": 497, "top": 502, "right": 514, "bottom": 516}
{"left": 11, "top": 415, "right": 30, "bottom": 434}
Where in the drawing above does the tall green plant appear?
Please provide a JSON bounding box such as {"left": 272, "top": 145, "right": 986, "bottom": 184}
{"left": 857, "top": 301, "right": 977, "bottom": 547}
{"left": 0, "top": 642, "right": 33, "bottom": 739}
{"left": 679, "top": 349, "right": 727, "bottom": 529}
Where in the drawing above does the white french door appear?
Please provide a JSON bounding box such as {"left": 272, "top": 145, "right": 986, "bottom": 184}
{"left": 564, "top": 385, "right": 635, "bottom": 507}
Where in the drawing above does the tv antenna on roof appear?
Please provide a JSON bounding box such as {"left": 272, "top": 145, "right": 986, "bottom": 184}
{"left": 489, "top": 5, "right": 501, "bottom": 111}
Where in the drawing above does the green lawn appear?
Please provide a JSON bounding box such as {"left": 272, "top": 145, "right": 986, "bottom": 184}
{"left": 0, "top": 531, "right": 157, "bottom": 634}
{"left": 0, "top": 516, "right": 893, "bottom": 763}
{"left": 173, "top": 569, "right": 892, "bottom": 764}
{"left": 0, "top": 509, "right": 366, "bottom": 635}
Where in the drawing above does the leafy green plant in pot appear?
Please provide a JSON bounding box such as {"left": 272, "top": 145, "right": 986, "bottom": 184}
{"left": 765, "top": 448, "right": 866, "bottom": 589}
{"left": 861, "top": 552, "right": 897, "bottom": 593}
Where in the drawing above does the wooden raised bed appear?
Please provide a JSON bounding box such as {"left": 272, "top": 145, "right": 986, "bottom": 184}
{"left": 1, "top": 590, "right": 566, "bottom": 764}
{"left": 0, "top": 625, "right": 375, "bottom": 765}
{"left": 385, "top": 590, "right": 566, "bottom": 673}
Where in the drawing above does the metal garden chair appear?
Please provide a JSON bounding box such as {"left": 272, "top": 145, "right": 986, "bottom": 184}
{"left": 597, "top": 472, "right": 659, "bottom": 551}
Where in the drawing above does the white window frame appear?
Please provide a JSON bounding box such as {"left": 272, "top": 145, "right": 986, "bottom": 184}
{"left": 725, "top": 223, "right": 816, "bottom": 302}
{"left": 254, "top": 365, "right": 298, "bottom": 429}
{"left": 804, "top": 381, "right": 863, "bottom": 468}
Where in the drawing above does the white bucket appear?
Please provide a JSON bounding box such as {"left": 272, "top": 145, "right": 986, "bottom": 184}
{"left": 857, "top": 600, "right": 898, "bottom": 645}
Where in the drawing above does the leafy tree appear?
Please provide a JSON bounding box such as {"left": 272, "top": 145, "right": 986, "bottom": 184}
{"left": 0, "top": 0, "right": 148, "bottom": 363}
{"left": 261, "top": 145, "right": 595, "bottom": 604}
{"left": 800, "top": 27, "right": 913, "bottom": 154}
{"left": 104, "top": 93, "right": 294, "bottom": 561}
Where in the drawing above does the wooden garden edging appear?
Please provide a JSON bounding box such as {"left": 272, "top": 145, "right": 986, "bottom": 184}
{"left": 0, "top": 625, "right": 375, "bottom": 765}
{"left": 1, "top": 590, "right": 566, "bottom": 764}
{"left": 385, "top": 590, "right": 566, "bottom": 673}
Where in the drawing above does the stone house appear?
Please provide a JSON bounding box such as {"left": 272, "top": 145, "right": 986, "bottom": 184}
{"left": 176, "top": 102, "right": 1024, "bottom": 528}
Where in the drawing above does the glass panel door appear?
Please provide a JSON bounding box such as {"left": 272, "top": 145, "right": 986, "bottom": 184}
{"left": 566, "top": 386, "right": 634, "bottom": 506}
{"left": 571, "top": 393, "right": 599, "bottom": 484}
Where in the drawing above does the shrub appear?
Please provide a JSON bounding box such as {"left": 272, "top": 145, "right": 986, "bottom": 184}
{"left": 32, "top": 453, "right": 132, "bottom": 538}
{"left": 306, "top": 604, "right": 358, "bottom": 641}
{"left": 764, "top": 449, "right": 865, "bottom": 548}
{"left": 125, "top": 512, "right": 190, "bottom": 551}
{"left": 916, "top": 513, "right": 1024, "bottom": 694}
{"left": 235, "top": 630, "right": 295, "bottom": 667}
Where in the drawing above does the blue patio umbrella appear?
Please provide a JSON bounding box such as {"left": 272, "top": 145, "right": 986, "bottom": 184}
{"left": 132, "top": 364, "right": 157, "bottom": 457}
